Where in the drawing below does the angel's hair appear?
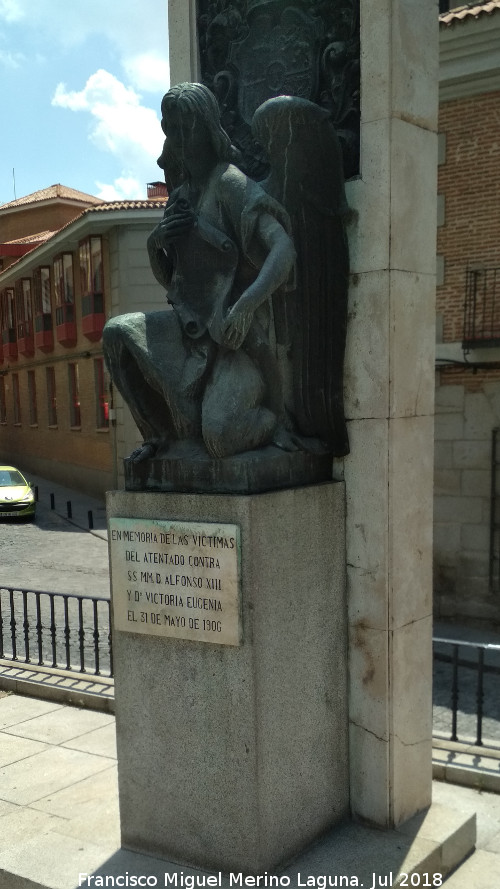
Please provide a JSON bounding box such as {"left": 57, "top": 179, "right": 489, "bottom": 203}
{"left": 161, "top": 82, "right": 239, "bottom": 164}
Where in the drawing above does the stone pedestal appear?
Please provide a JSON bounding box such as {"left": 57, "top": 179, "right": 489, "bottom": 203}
{"left": 107, "top": 483, "right": 348, "bottom": 874}
{"left": 166, "top": 0, "right": 438, "bottom": 831}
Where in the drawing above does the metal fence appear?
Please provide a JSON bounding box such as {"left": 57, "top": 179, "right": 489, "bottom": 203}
{"left": 0, "top": 586, "right": 113, "bottom": 677}
{"left": 1, "top": 587, "right": 499, "bottom": 746}
{"left": 463, "top": 266, "right": 500, "bottom": 349}
{"left": 433, "top": 636, "right": 500, "bottom": 749}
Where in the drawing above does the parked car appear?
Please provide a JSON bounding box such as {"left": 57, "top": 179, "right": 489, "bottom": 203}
{"left": 0, "top": 466, "right": 36, "bottom": 520}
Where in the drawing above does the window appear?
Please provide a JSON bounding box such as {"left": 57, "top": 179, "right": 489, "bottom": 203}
{"left": 12, "top": 373, "right": 21, "bottom": 425}
{"left": 28, "top": 370, "right": 38, "bottom": 425}
{"left": 54, "top": 253, "right": 74, "bottom": 315}
{"left": 15, "top": 278, "right": 34, "bottom": 356}
{"left": 46, "top": 367, "right": 57, "bottom": 426}
{"left": 33, "top": 266, "right": 54, "bottom": 351}
{"left": 34, "top": 266, "right": 52, "bottom": 314}
{"left": 68, "top": 363, "right": 81, "bottom": 427}
{"left": 53, "top": 253, "right": 76, "bottom": 346}
{"left": 1, "top": 288, "right": 17, "bottom": 360}
{"left": 94, "top": 358, "right": 109, "bottom": 428}
{"left": 0, "top": 377, "right": 6, "bottom": 423}
{"left": 79, "top": 236, "right": 105, "bottom": 340}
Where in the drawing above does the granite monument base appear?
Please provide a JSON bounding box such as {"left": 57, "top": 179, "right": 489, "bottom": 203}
{"left": 107, "top": 482, "right": 348, "bottom": 874}
{"left": 123, "top": 446, "right": 334, "bottom": 495}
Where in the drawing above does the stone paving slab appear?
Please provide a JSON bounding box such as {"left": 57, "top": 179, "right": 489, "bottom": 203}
{"left": 444, "top": 849, "right": 500, "bottom": 888}
{"left": 0, "top": 694, "right": 61, "bottom": 729}
{"left": 29, "top": 765, "right": 118, "bottom": 818}
{"left": 0, "top": 745, "right": 115, "bottom": 806}
{"left": 0, "top": 691, "right": 477, "bottom": 889}
{"left": 61, "top": 721, "right": 117, "bottom": 758}
{"left": 2, "top": 704, "right": 114, "bottom": 745}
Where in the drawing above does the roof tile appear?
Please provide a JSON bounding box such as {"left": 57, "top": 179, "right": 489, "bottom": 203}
{"left": 0, "top": 184, "right": 102, "bottom": 210}
{"left": 440, "top": 1, "right": 500, "bottom": 26}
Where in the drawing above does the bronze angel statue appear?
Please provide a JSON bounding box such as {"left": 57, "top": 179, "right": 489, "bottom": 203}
{"left": 103, "top": 82, "right": 349, "bottom": 490}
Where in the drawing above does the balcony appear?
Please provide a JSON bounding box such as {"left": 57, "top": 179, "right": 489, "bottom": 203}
{"left": 463, "top": 266, "right": 500, "bottom": 350}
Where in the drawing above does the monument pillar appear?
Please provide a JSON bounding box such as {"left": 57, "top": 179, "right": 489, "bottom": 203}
{"left": 341, "top": 0, "right": 438, "bottom": 827}
{"left": 168, "top": 0, "right": 438, "bottom": 830}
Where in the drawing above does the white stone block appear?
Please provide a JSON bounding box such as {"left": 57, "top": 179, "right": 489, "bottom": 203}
{"left": 434, "top": 470, "right": 461, "bottom": 496}
{"left": 345, "top": 418, "right": 389, "bottom": 631}
{"left": 464, "top": 391, "right": 498, "bottom": 440}
{"left": 344, "top": 271, "right": 390, "bottom": 420}
{"left": 390, "top": 119, "right": 438, "bottom": 275}
{"left": 389, "top": 415, "right": 434, "bottom": 629}
{"left": 346, "top": 118, "right": 391, "bottom": 274}
{"left": 461, "top": 522, "right": 490, "bottom": 554}
{"left": 392, "top": 737, "right": 433, "bottom": 826}
{"left": 434, "top": 495, "right": 484, "bottom": 525}
{"left": 435, "top": 385, "right": 465, "bottom": 412}
{"left": 433, "top": 522, "right": 461, "bottom": 556}
{"left": 461, "top": 469, "right": 491, "bottom": 498}
{"left": 392, "top": 617, "right": 433, "bottom": 748}
{"left": 434, "top": 440, "right": 453, "bottom": 470}
{"left": 389, "top": 270, "right": 436, "bottom": 418}
{"left": 168, "top": 0, "right": 198, "bottom": 83}
{"left": 348, "top": 624, "right": 389, "bottom": 742}
{"left": 437, "top": 194, "right": 445, "bottom": 227}
{"left": 453, "top": 439, "right": 492, "bottom": 469}
{"left": 391, "top": 0, "right": 439, "bottom": 130}
{"left": 360, "top": 0, "right": 391, "bottom": 124}
{"left": 349, "top": 721, "right": 390, "bottom": 826}
{"left": 434, "top": 412, "right": 464, "bottom": 441}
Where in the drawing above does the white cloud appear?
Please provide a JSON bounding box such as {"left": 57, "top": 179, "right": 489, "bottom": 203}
{"left": 52, "top": 69, "right": 164, "bottom": 199}
{"left": 123, "top": 52, "right": 170, "bottom": 94}
{"left": 95, "top": 177, "right": 144, "bottom": 202}
{"left": 0, "top": 48, "right": 24, "bottom": 67}
{"left": 11, "top": 0, "right": 169, "bottom": 91}
{"left": 0, "top": 0, "right": 24, "bottom": 23}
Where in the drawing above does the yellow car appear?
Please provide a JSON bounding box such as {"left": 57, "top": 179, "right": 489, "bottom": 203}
{"left": 0, "top": 465, "right": 36, "bottom": 520}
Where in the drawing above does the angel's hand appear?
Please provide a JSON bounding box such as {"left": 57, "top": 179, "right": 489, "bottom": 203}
{"left": 222, "top": 300, "right": 254, "bottom": 350}
{"left": 154, "top": 207, "right": 195, "bottom": 248}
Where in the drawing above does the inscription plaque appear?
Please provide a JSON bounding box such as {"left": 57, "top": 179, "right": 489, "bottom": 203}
{"left": 109, "top": 517, "right": 241, "bottom": 646}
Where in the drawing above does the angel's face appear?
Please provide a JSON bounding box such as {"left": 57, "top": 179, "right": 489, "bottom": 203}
{"left": 161, "top": 107, "right": 210, "bottom": 165}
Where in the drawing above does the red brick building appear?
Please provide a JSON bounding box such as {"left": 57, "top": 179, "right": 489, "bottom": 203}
{"left": 0, "top": 186, "right": 167, "bottom": 497}
{"left": 434, "top": 1, "right": 500, "bottom": 623}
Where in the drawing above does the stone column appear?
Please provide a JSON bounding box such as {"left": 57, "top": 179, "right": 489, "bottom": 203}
{"left": 166, "top": 0, "right": 438, "bottom": 830}
{"left": 341, "top": 0, "right": 438, "bottom": 826}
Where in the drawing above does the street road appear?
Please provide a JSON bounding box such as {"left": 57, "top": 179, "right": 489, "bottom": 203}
{"left": 0, "top": 503, "right": 111, "bottom": 674}
{"left": 0, "top": 503, "right": 110, "bottom": 597}
{"left": 2, "top": 497, "right": 500, "bottom": 745}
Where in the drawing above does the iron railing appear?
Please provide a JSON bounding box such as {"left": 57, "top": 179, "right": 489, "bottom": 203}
{"left": 433, "top": 636, "right": 500, "bottom": 749}
{"left": 0, "top": 586, "right": 113, "bottom": 677}
{"left": 463, "top": 266, "right": 500, "bottom": 349}
{"left": 490, "top": 428, "right": 500, "bottom": 593}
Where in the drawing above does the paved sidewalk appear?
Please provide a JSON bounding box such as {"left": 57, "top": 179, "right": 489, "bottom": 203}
{"left": 25, "top": 470, "right": 108, "bottom": 541}
{"left": 0, "top": 692, "right": 498, "bottom": 889}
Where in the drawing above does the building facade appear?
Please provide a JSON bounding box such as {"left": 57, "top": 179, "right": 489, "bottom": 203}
{"left": 434, "top": 1, "right": 500, "bottom": 624}
{"left": 0, "top": 191, "right": 166, "bottom": 497}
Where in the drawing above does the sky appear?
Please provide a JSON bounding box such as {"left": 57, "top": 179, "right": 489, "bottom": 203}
{"left": 0, "top": 0, "right": 170, "bottom": 206}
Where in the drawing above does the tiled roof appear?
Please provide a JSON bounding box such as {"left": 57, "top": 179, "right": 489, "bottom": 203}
{"left": 0, "top": 199, "right": 167, "bottom": 274}
{"left": 0, "top": 184, "right": 103, "bottom": 210}
{"left": 1, "top": 230, "right": 55, "bottom": 246}
{"left": 81, "top": 199, "right": 167, "bottom": 213}
{"left": 440, "top": 1, "right": 500, "bottom": 26}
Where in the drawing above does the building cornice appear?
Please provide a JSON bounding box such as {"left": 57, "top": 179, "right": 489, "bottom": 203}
{"left": 0, "top": 207, "right": 164, "bottom": 286}
{"left": 439, "top": 9, "right": 500, "bottom": 100}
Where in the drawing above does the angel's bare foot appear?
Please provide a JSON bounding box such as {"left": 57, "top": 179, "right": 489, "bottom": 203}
{"left": 272, "top": 425, "right": 300, "bottom": 452}
{"left": 129, "top": 442, "right": 157, "bottom": 463}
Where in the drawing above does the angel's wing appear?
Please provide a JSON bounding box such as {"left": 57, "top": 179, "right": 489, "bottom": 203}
{"left": 252, "top": 96, "right": 349, "bottom": 456}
